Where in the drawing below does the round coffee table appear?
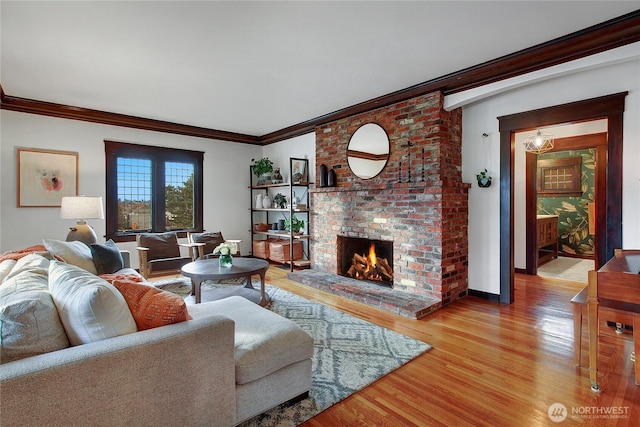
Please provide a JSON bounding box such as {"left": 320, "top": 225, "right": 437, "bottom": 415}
{"left": 181, "top": 258, "right": 270, "bottom": 305}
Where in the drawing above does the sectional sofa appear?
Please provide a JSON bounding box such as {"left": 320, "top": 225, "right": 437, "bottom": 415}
{"left": 0, "top": 241, "right": 314, "bottom": 426}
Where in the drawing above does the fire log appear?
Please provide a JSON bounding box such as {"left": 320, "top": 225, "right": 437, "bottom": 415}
{"left": 354, "top": 253, "right": 368, "bottom": 266}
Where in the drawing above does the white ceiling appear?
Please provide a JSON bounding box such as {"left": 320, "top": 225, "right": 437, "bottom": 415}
{"left": 2, "top": 1, "right": 638, "bottom": 137}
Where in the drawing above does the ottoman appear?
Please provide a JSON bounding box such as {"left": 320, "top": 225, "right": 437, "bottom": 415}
{"left": 187, "top": 296, "right": 314, "bottom": 423}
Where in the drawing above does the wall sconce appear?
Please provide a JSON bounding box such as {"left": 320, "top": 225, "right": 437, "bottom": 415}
{"left": 60, "top": 196, "right": 104, "bottom": 244}
{"left": 523, "top": 130, "right": 554, "bottom": 154}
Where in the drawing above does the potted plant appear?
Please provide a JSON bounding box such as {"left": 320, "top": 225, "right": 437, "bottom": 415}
{"left": 476, "top": 169, "right": 492, "bottom": 188}
{"left": 274, "top": 193, "right": 287, "bottom": 209}
{"left": 284, "top": 214, "right": 305, "bottom": 234}
{"left": 251, "top": 157, "right": 274, "bottom": 185}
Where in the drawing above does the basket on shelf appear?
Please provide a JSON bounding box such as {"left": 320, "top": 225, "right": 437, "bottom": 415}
{"left": 253, "top": 223, "right": 270, "bottom": 232}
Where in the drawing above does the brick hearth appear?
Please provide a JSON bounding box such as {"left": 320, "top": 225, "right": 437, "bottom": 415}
{"left": 287, "top": 270, "right": 440, "bottom": 319}
{"left": 299, "top": 91, "right": 470, "bottom": 314}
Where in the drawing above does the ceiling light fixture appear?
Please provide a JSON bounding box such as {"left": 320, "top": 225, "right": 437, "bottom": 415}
{"left": 523, "top": 130, "right": 554, "bottom": 154}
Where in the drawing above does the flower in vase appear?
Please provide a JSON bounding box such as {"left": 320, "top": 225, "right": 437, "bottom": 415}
{"left": 213, "top": 242, "right": 237, "bottom": 256}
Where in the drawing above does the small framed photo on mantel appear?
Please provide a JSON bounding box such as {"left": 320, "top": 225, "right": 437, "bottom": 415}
{"left": 17, "top": 148, "right": 78, "bottom": 207}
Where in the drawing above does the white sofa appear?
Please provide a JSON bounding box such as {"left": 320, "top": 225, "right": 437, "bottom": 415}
{"left": 0, "top": 246, "right": 314, "bottom": 426}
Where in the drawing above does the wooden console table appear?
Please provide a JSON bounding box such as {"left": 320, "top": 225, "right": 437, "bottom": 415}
{"left": 587, "top": 249, "right": 640, "bottom": 391}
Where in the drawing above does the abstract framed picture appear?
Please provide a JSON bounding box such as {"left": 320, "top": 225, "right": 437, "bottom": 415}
{"left": 17, "top": 148, "right": 78, "bottom": 207}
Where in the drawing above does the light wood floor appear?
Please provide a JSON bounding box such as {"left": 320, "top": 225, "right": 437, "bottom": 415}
{"left": 262, "top": 266, "right": 639, "bottom": 426}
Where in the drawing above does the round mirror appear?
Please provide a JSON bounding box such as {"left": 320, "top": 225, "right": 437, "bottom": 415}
{"left": 347, "top": 123, "right": 390, "bottom": 179}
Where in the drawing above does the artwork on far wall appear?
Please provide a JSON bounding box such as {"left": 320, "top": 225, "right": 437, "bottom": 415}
{"left": 17, "top": 148, "right": 78, "bottom": 207}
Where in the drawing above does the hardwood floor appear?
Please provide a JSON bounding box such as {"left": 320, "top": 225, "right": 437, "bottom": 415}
{"left": 263, "top": 267, "right": 639, "bottom": 426}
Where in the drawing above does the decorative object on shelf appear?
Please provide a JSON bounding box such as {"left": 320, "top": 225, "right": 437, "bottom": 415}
{"left": 262, "top": 194, "right": 272, "bottom": 209}
{"left": 476, "top": 169, "right": 492, "bottom": 188}
{"left": 271, "top": 222, "right": 278, "bottom": 231}
{"left": 291, "top": 159, "right": 307, "bottom": 183}
{"left": 523, "top": 129, "right": 554, "bottom": 154}
{"left": 213, "top": 242, "right": 237, "bottom": 268}
{"left": 271, "top": 167, "right": 283, "bottom": 184}
{"left": 319, "top": 164, "right": 328, "bottom": 187}
{"left": 278, "top": 219, "right": 286, "bottom": 230}
{"left": 253, "top": 223, "right": 270, "bottom": 232}
{"left": 251, "top": 157, "right": 274, "bottom": 185}
{"left": 274, "top": 193, "right": 287, "bottom": 209}
{"left": 60, "top": 196, "right": 104, "bottom": 244}
{"left": 327, "top": 168, "right": 336, "bottom": 187}
{"left": 284, "top": 214, "right": 305, "bottom": 234}
{"left": 255, "top": 193, "right": 263, "bottom": 209}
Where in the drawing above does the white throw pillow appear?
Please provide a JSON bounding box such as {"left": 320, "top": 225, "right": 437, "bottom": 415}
{"left": 4, "top": 253, "right": 51, "bottom": 282}
{"left": 43, "top": 239, "right": 98, "bottom": 274}
{"left": 0, "top": 260, "right": 17, "bottom": 284}
{"left": 48, "top": 260, "right": 137, "bottom": 345}
{"left": 0, "top": 271, "right": 70, "bottom": 363}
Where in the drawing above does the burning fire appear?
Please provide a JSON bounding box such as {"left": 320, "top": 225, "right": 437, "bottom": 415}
{"left": 346, "top": 243, "right": 393, "bottom": 282}
{"left": 368, "top": 243, "right": 377, "bottom": 267}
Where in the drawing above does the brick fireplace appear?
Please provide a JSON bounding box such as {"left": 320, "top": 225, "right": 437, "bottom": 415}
{"left": 295, "top": 91, "right": 470, "bottom": 317}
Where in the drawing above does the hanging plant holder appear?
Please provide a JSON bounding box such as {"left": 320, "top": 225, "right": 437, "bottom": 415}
{"left": 476, "top": 169, "right": 492, "bottom": 188}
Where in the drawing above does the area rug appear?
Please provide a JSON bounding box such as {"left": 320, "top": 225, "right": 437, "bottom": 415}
{"left": 536, "top": 256, "right": 594, "bottom": 283}
{"left": 155, "top": 279, "right": 431, "bottom": 426}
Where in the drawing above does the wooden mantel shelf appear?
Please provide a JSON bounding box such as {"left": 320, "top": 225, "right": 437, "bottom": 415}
{"left": 311, "top": 180, "right": 471, "bottom": 194}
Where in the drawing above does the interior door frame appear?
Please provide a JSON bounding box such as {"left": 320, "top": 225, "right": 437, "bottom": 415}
{"left": 525, "top": 134, "right": 607, "bottom": 275}
{"left": 497, "top": 92, "right": 626, "bottom": 304}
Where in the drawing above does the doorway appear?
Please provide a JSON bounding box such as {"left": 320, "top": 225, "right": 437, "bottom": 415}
{"left": 525, "top": 132, "right": 607, "bottom": 276}
{"left": 497, "top": 92, "right": 626, "bottom": 304}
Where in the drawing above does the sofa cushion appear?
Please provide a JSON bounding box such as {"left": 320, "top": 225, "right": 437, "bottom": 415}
{"left": 3, "top": 253, "right": 51, "bottom": 283}
{"left": 111, "top": 279, "right": 191, "bottom": 330}
{"left": 0, "top": 260, "right": 17, "bottom": 283}
{"left": 188, "top": 296, "right": 314, "bottom": 385}
{"left": 43, "top": 239, "right": 98, "bottom": 274}
{"left": 0, "top": 270, "right": 70, "bottom": 363}
{"left": 90, "top": 239, "right": 124, "bottom": 274}
{"left": 48, "top": 260, "right": 137, "bottom": 345}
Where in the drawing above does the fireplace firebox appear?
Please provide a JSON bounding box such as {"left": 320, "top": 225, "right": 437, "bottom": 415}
{"left": 337, "top": 236, "right": 394, "bottom": 287}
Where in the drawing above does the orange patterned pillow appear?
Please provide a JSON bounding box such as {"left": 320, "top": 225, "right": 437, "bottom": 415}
{"left": 111, "top": 279, "right": 191, "bottom": 330}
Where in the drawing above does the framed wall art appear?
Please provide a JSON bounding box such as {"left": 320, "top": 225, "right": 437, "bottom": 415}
{"left": 291, "top": 158, "right": 307, "bottom": 183}
{"left": 17, "top": 148, "right": 78, "bottom": 207}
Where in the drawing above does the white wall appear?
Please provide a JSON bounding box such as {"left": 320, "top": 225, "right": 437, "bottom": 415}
{"left": 262, "top": 133, "right": 315, "bottom": 183}
{"left": 0, "top": 110, "right": 264, "bottom": 267}
{"left": 460, "top": 57, "right": 640, "bottom": 295}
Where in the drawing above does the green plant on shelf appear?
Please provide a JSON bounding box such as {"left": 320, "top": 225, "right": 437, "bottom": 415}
{"left": 251, "top": 157, "right": 274, "bottom": 177}
{"left": 274, "top": 193, "right": 287, "bottom": 209}
{"left": 284, "top": 214, "right": 305, "bottom": 233}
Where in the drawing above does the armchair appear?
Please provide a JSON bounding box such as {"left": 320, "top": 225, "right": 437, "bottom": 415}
{"left": 136, "top": 232, "right": 195, "bottom": 279}
{"left": 187, "top": 231, "right": 241, "bottom": 259}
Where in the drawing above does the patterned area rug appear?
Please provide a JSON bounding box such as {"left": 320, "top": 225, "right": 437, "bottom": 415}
{"left": 154, "top": 278, "right": 431, "bottom": 426}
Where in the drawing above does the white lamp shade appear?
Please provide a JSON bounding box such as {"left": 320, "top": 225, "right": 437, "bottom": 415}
{"left": 60, "top": 196, "right": 104, "bottom": 220}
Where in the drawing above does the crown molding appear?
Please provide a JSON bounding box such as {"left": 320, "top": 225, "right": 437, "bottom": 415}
{"left": 0, "top": 88, "right": 260, "bottom": 145}
{"left": 2, "top": 10, "right": 639, "bottom": 146}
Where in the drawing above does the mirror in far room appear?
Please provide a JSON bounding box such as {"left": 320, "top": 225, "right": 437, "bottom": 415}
{"left": 347, "top": 123, "right": 390, "bottom": 179}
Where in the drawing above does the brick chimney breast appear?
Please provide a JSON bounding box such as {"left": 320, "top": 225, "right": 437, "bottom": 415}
{"left": 311, "top": 91, "right": 470, "bottom": 305}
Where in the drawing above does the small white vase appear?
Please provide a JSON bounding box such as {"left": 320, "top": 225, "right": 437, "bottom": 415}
{"left": 262, "top": 196, "right": 272, "bottom": 209}
{"left": 255, "top": 194, "right": 263, "bottom": 209}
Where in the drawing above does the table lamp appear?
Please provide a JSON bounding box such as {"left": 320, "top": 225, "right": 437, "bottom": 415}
{"left": 60, "top": 196, "right": 104, "bottom": 245}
